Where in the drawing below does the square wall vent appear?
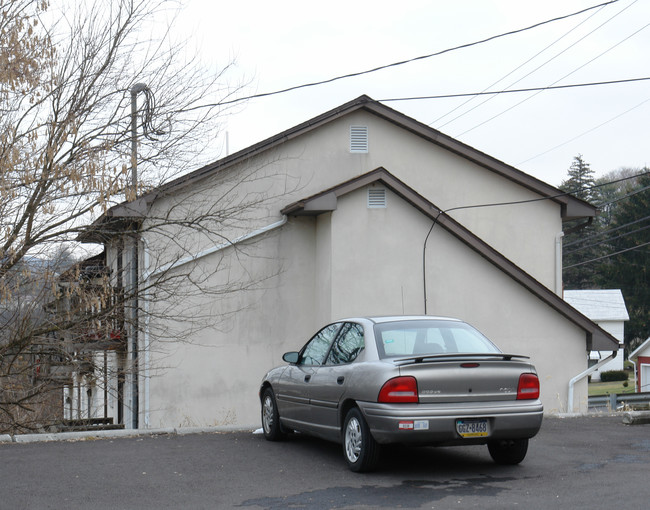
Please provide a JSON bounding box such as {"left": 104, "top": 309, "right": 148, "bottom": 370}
{"left": 350, "top": 125, "right": 368, "bottom": 153}
{"left": 368, "top": 188, "right": 386, "bottom": 208}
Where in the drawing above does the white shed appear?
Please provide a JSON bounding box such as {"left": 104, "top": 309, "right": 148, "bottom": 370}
{"left": 564, "top": 289, "right": 628, "bottom": 381}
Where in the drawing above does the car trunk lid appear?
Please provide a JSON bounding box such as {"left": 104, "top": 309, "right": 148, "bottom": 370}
{"left": 394, "top": 354, "right": 536, "bottom": 403}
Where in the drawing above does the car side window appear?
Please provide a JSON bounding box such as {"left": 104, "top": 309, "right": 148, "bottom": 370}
{"left": 326, "top": 323, "right": 365, "bottom": 365}
{"left": 300, "top": 323, "right": 341, "bottom": 366}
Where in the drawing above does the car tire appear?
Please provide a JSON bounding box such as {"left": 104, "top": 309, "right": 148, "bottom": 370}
{"left": 261, "top": 387, "right": 285, "bottom": 441}
{"left": 488, "top": 438, "right": 529, "bottom": 465}
{"left": 342, "top": 407, "right": 380, "bottom": 472}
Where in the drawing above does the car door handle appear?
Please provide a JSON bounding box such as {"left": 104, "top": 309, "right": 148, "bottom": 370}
{"left": 304, "top": 374, "right": 311, "bottom": 382}
{"left": 337, "top": 376, "right": 345, "bottom": 385}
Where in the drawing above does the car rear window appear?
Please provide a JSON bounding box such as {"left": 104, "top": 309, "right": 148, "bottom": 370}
{"left": 374, "top": 320, "right": 500, "bottom": 359}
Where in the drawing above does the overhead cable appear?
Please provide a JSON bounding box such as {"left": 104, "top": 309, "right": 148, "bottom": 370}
{"left": 564, "top": 240, "right": 650, "bottom": 268}
{"left": 380, "top": 77, "right": 650, "bottom": 102}
{"left": 439, "top": 170, "right": 649, "bottom": 216}
{"left": 519, "top": 96, "right": 650, "bottom": 165}
{"left": 455, "top": 18, "right": 650, "bottom": 137}
{"left": 431, "top": 0, "right": 617, "bottom": 128}
{"left": 564, "top": 223, "right": 650, "bottom": 255}
{"left": 564, "top": 213, "right": 650, "bottom": 247}
{"left": 184, "top": 1, "right": 620, "bottom": 112}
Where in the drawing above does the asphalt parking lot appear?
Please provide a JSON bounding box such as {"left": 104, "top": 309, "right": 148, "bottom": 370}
{"left": 1, "top": 415, "right": 649, "bottom": 509}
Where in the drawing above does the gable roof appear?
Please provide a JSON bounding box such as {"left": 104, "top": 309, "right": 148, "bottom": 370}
{"left": 282, "top": 167, "right": 618, "bottom": 352}
{"left": 79, "top": 95, "right": 596, "bottom": 243}
{"left": 629, "top": 337, "right": 650, "bottom": 360}
{"left": 564, "top": 289, "right": 629, "bottom": 322}
{"left": 159, "top": 95, "right": 595, "bottom": 218}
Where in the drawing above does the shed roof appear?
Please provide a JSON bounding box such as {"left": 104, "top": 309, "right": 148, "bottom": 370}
{"left": 564, "top": 289, "right": 629, "bottom": 322}
{"left": 629, "top": 337, "right": 650, "bottom": 360}
{"left": 283, "top": 167, "right": 619, "bottom": 352}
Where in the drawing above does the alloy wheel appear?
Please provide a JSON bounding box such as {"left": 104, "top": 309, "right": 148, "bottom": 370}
{"left": 345, "top": 416, "right": 362, "bottom": 463}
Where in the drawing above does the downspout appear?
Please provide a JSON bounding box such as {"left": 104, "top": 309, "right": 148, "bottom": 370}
{"left": 555, "top": 232, "right": 564, "bottom": 296}
{"left": 567, "top": 349, "right": 618, "bottom": 413}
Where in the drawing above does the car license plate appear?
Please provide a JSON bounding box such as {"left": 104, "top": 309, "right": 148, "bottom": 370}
{"left": 456, "top": 419, "right": 489, "bottom": 438}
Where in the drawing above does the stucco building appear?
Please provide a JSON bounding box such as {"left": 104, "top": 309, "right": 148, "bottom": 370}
{"left": 77, "top": 95, "right": 618, "bottom": 428}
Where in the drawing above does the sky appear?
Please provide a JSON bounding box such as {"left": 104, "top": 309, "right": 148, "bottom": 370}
{"left": 170, "top": 0, "right": 649, "bottom": 187}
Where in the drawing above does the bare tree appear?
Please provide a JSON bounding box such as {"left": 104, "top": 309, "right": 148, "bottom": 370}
{"left": 0, "top": 0, "right": 269, "bottom": 433}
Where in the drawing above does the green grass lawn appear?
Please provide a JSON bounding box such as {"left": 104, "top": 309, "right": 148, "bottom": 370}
{"left": 588, "top": 379, "right": 636, "bottom": 396}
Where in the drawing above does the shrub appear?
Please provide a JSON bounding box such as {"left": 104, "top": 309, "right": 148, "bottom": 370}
{"left": 600, "top": 370, "right": 629, "bottom": 382}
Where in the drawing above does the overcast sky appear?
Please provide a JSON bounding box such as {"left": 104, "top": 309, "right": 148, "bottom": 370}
{"left": 173, "top": 0, "right": 649, "bottom": 187}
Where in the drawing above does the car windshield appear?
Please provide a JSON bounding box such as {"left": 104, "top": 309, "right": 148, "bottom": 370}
{"left": 373, "top": 320, "right": 501, "bottom": 359}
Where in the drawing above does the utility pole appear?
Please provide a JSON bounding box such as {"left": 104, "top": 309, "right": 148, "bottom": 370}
{"left": 129, "top": 83, "right": 147, "bottom": 429}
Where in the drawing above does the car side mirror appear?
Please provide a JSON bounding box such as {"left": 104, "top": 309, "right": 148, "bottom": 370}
{"left": 283, "top": 351, "right": 299, "bottom": 364}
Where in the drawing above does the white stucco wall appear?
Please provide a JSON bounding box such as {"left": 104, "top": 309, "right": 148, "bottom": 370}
{"left": 143, "top": 216, "right": 324, "bottom": 427}
{"left": 105, "top": 107, "right": 590, "bottom": 428}
{"left": 141, "top": 183, "right": 587, "bottom": 428}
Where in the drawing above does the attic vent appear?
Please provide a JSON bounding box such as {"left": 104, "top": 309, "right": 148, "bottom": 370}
{"left": 350, "top": 125, "right": 368, "bottom": 153}
{"left": 368, "top": 188, "right": 386, "bottom": 208}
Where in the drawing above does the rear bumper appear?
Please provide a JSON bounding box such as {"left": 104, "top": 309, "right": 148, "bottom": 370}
{"left": 357, "top": 400, "right": 543, "bottom": 445}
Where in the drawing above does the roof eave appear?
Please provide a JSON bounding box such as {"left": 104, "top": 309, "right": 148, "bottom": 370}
{"left": 76, "top": 196, "right": 151, "bottom": 243}
{"left": 107, "top": 95, "right": 596, "bottom": 221}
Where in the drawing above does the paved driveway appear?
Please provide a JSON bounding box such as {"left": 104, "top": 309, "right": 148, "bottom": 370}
{"left": 1, "top": 416, "right": 649, "bottom": 509}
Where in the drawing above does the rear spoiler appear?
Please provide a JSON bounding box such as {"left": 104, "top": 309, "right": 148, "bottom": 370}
{"left": 392, "top": 353, "right": 530, "bottom": 366}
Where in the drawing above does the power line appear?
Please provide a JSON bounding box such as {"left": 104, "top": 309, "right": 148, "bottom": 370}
{"left": 379, "top": 77, "right": 650, "bottom": 102}
{"left": 456, "top": 16, "right": 650, "bottom": 137}
{"left": 564, "top": 240, "right": 650, "bottom": 268}
{"left": 596, "top": 183, "right": 650, "bottom": 208}
{"left": 564, "top": 223, "right": 650, "bottom": 255}
{"left": 183, "top": 0, "right": 621, "bottom": 112}
{"left": 563, "top": 183, "right": 650, "bottom": 255}
{"left": 441, "top": 170, "right": 649, "bottom": 216}
{"left": 519, "top": 95, "right": 650, "bottom": 165}
{"left": 564, "top": 213, "right": 650, "bottom": 247}
{"left": 423, "top": 164, "right": 646, "bottom": 277}
{"left": 431, "top": 0, "right": 619, "bottom": 128}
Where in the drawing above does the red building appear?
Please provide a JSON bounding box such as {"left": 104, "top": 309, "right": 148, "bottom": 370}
{"left": 630, "top": 338, "right": 650, "bottom": 393}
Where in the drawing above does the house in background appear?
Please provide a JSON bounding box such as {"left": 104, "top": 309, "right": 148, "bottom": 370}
{"left": 564, "top": 289, "right": 628, "bottom": 381}
{"left": 47, "top": 252, "right": 125, "bottom": 425}
{"left": 77, "top": 95, "right": 619, "bottom": 428}
{"left": 630, "top": 338, "right": 650, "bottom": 393}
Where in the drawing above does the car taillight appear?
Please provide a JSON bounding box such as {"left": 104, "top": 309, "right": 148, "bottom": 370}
{"left": 517, "top": 373, "right": 540, "bottom": 400}
{"left": 378, "top": 376, "right": 419, "bottom": 403}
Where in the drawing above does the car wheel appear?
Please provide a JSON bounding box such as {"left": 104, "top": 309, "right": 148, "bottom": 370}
{"left": 343, "top": 407, "right": 380, "bottom": 472}
{"left": 488, "top": 438, "right": 529, "bottom": 465}
{"left": 261, "top": 387, "right": 284, "bottom": 441}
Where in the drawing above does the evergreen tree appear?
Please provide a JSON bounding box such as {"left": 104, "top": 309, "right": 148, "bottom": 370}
{"left": 560, "top": 155, "right": 603, "bottom": 289}
{"left": 595, "top": 171, "right": 650, "bottom": 352}
{"left": 594, "top": 168, "right": 641, "bottom": 230}
{"left": 561, "top": 155, "right": 598, "bottom": 202}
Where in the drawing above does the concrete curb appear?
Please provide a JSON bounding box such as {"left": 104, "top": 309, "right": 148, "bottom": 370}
{"left": 622, "top": 411, "right": 650, "bottom": 425}
{"left": 0, "top": 424, "right": 259, "bottom": 444}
